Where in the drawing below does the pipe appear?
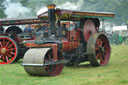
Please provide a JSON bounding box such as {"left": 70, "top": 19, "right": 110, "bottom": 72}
{"left": 47, "top": 4, "right": 56, "bottom": 35}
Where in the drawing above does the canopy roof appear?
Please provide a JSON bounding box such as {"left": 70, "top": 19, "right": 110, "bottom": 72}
{"left": 38, "top": 8, "right": 115, "bottom": 21}
{"left": 0, "top": 18, "right": 48, "bottom": 26}
{"left": 0, "top": 7, "right": 115, "bottom": 26}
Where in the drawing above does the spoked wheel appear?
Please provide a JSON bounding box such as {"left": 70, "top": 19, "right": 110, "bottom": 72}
{"left": 23, "top": 48, "right": 64, "bottom": 76}
{"left": 0, "top": 36, "right": 18, "bottom": 64}
{"left": 87, "top": 33, "right": 111, "bottom": 66}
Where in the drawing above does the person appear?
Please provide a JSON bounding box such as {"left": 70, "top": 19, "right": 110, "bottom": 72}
{"left": 62, "top": 24, "right": 67, "bottom": 37}
{"left": 24, "top": 25, "right": 32, "bottom": 33}
{"left": 0, "top": 26, "right": 4, "bottom": 32}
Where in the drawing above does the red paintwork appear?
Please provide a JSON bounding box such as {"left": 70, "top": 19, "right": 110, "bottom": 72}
{"left": 50, "top": 44, "right": 58, "bottom": 61}
{"left": 25, "top": 41, "right": 36, "bottom": 47}
{"left": 62, "top": 28, "right": 80, "bottom": 52}
{"left": 62, "top": 40, "right": 79, "bottom": 52}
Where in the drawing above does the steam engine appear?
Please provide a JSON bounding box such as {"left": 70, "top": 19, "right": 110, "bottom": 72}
{"left": 22, "top": 4, "right": 113, "bottom": 76}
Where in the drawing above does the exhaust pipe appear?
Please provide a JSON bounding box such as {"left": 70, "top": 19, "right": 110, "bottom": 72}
{"left": 47, "top": 4, "right": 56, "bottom": 35}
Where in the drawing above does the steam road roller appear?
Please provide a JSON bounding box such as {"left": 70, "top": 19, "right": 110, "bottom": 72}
{"left": 22, "top": 4, "right": 115, "bottom": 76}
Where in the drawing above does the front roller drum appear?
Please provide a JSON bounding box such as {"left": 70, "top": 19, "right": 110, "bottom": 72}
{"left": 23, "top": 48, "right": 64, "bottom": 76}
{"left": 87, "top": 33, "right": 111, "bottom": 66}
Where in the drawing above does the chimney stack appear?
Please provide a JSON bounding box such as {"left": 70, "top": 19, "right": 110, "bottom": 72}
{"left": 47, "top": 4, "right": 56, "bottom": 35}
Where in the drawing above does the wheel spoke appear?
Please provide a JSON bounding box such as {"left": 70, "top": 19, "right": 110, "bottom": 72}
{"left": 96, "top": 39, "right": 103, "bottom": 46}
{"left": 0, "top": 55, "right": 2, "bottom": 59}
{"left": 48, "top": 53, "right": 52, "bottom": 61}
{"left": 0, "top": 42, "right": 3, "bottom": 48}
{"left": 100, "top": 54, "right": 105, "bottom": 63}
{"left": 7, "top": 44, "right": 13, "bottom": 48}
{"left": 99, "top": 54, "right": 103, "bottom": 61}
{"left": 3, "top": 39, "right": 5, "bottom": 47}
{"left": 95, "top": 46, "right": 99, "bottom": 51}
{"left": 6, "top": 53, "right": 12, "bottom": 58}
{"left": 103, "top": 45, "right": 107, "bottom": 51}
{"left": 5, "top": 56, "right": 9, "bottom": 62}
{"left": 101, "top": 37, "right": 105, "bottom": 42}
{"left": 102, "top": 53, "right": 105, "bottom": 58}
{"left": 96, "top": 52, "right": 100, "bottom": 60}
{"left": 2, "top": 54, "right": 5, "bottom": 62}
{"left": 102, "top": 42, "right": 105, "bottom": 47}
{"left": 8, "top": 48, "right": 15, "bottom": 51}
{"left": 96, "top": 39, "right": 100, "bottom": 45}
{"left": 10, "top": 52, "right": 15, "bottom": 55}
{"left": 5, "top": 41, "right": 9, "bottom": 47}
{"left": 99, "top": 39, "right": 103, "bottom": 46}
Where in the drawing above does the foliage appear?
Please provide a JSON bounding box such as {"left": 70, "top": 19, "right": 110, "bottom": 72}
{"left": 0, "top": 0, "right": 6, "bottom": 18}
{"left": 115, "top": 0, "right": 128, "bottom": 24}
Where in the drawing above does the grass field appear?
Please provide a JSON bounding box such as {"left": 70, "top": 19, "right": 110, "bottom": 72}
{"left": 0, "top": 44, "right": 128, "bottom": 85}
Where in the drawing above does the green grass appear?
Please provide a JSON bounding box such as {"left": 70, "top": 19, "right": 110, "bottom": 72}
{"left": 0, "top": 44, "right": 128, "bottom": 85}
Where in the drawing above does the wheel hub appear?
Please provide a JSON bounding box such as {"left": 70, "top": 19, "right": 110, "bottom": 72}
{"left": 1, "top": 48, "right": 7, "bottom": 54}
{"left": 99, "top": 46, "right": 105, "bottom": 53}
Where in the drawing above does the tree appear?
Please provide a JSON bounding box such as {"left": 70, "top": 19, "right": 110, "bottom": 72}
{"left": 0, "top": 0, "right": 6, "bottom": 18}
{"left": 115, "top": 0, "right": 128, "bottom": 24}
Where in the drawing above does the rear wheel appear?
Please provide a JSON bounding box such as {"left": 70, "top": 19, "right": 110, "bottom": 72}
{"left": 87, "top": 33, "right": 111, "bottom": 66}
{"left": 0, "top": 36, "right": 18, "bottom": 64}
